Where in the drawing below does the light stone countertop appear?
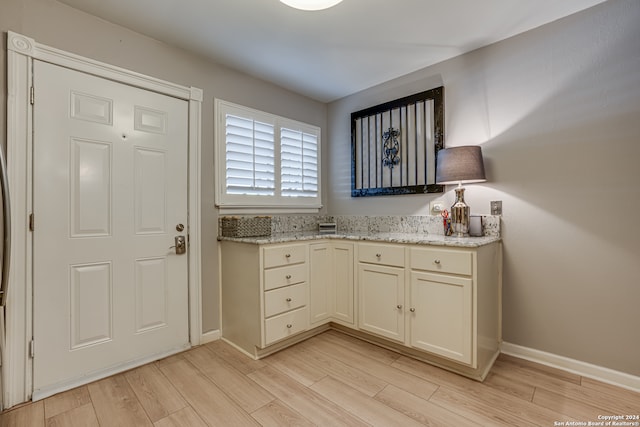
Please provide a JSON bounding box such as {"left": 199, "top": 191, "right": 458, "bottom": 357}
{"left": 218, "top": 231, "right": 500, "bottom": 248}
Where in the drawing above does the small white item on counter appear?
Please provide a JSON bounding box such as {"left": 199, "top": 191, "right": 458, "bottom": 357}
{"left": 318, "top": 222, "right": 337, "bottom": 234}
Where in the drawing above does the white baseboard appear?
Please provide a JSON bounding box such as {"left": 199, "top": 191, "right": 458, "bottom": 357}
{"left": 501, "top": 342, "right": 640, "bottom": 393}
{"left": 200, "top": 329, "right": 221, "bottom": 345}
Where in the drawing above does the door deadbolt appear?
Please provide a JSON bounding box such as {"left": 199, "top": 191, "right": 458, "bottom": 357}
{"left": 176, "top": 223, "right": 185, "bottom": 232}
{"left": 170, "top": 235, "right": 186, "bottom": 255}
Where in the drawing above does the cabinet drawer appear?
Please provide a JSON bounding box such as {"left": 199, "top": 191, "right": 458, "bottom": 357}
{"left": 358, "top": 243, "right": 405, "bottom": 267}
{"left": 264, "top": 283, "right": 308, "bottom": 318}
{"left": 410, "top": 247, "right": 472, "bottom": 275}
{"left": 265, "top": 307, "right": 309, "bottom": 345}
{"left": 264, "top": 263, "right": 308, "bottom": 291}
{"left": 263, "top": 244, "right": 307, "bottom": 269}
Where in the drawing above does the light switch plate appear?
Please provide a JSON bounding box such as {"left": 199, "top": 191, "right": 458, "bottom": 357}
{"left": 491, "top": 201, "right": 503, "bottom": 215}
{"left": 430, "top": 200, "right": 446, "bottom": 215}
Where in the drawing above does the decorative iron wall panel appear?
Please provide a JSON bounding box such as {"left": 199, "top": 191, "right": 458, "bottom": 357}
{"left": 351, "top": 87, "right": 444, "bottom": 197}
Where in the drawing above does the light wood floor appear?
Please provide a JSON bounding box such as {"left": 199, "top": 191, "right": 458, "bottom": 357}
{"left": 1, "top": 330, "right": 638, "bottom": 426}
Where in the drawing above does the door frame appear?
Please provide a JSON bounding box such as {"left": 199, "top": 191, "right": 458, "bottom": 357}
{"left": 4, "top": 31, "right": 203, "bottom": 408}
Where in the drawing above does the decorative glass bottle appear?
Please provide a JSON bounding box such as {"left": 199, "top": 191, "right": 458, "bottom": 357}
{"left": 450, "top": 187, "right": 470, "bottom": 237}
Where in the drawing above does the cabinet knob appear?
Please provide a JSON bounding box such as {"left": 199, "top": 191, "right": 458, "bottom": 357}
{"left": 286, "top": 274, "right": 292, "bottom": 279}
{"left": 396, "top": 304, "right": 403, "bottom": 310}
{"left": 286, "top": 324, "right": 292, "bottom": 329}
{"left": 410, "top": 308, "right": 416, "bottom": 313}
{"left": 285, "top": 253, "right": 291, "bottom": 258}
{"left": 376, "top": 253, "right": 382, "bottom": 258}
{"left": 434, "top": 259, "right": 441, "bottom": 264}
{"left": 286, "top": 297, "right": 292, "bottom": 302}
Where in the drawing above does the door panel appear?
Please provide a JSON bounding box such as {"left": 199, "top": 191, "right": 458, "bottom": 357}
{"left": 70, "top": 138, "right": 112, "bottom": 237}
{"left": 410, "top": 271, "right": 473, "bottom": 365}
{"left": 309, "top": 243, "right": 331, "bottom": 325}
{"left": 358, "top": 263, "right": 404, "bottom": 342}
{"left": 70, "top": 262, "right": 113, "bottom": 349}
{"left": 135, "top": 257, "right": 169, "bottom": 333}
{"left": 134, "top": 148, "right": 167, "bottom": 234}
{"left": 32, "top": 60, "right": 189, "bottom": 396}
{"left": 332, "top": 243, "right": 354, "bottom": 325}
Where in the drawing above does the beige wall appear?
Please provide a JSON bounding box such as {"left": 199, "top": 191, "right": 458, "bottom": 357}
{"left": 328, "top": 0, "right": 640, "bottom": 376}
{"left": 0, "top": 0, "right": 327, "bottom": 333}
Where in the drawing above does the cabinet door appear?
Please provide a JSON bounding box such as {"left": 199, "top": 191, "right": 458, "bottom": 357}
{"left": 358, "top": 263, "right": 405, "bottom": 342}
{"left": 309, "top": 243, "right": 332, "bottom": 326}
{"left": 410, "top": 271, "right": 473, "bottom": 366}
{"left": 332, "top": 243, "right": 354, "bottom": 325}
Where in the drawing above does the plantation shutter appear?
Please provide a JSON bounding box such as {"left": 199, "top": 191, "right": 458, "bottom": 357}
{"left": 225, "top": 114, "right": 275, "bottom": 196}
{"left": 281, "top": 128, "right": 318, "bottom": 198}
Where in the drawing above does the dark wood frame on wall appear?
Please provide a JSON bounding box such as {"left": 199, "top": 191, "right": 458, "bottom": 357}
{"left": 351, "top": 86, "right": 444, "bottom": 197}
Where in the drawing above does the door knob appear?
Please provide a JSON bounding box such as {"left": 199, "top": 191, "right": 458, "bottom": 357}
{"left": 170, "top": 235, "right": 186, "bottom": 255}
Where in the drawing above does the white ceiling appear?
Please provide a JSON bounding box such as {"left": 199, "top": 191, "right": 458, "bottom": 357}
{"left": 58, "top": 0, "right": 605, "bottom": 102}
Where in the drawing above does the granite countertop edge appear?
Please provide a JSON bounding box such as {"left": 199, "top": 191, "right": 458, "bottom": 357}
{"left": 217, "top": 232, "right": 500, "bottom": 248}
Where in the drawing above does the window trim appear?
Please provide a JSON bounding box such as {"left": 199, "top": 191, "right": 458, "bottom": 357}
{"left": 215, "top": 99, "right": 322, "bottom": 213}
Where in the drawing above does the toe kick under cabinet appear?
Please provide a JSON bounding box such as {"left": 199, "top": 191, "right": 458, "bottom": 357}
{"left": 220, "top": 238, "right": 501, "bottom": 380}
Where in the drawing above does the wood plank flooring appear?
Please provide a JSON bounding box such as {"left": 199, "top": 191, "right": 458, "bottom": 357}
{"left": 1, "top": 330, "right": 638, "bottom": 426}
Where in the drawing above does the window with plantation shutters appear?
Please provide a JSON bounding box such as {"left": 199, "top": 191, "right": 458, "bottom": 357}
{"left": 215, "top": 99, "right": 322, "bottom": 212}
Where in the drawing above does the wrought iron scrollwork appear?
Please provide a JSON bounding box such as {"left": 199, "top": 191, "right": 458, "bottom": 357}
{"left": 382, "top": 127, "right": 400, "bottom": 169}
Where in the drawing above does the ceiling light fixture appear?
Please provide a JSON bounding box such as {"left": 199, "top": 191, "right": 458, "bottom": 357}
{"left": 280, "top": 0, "right": 343, "bottom": 11}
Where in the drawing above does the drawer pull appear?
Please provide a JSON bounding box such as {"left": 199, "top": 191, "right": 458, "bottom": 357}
{"left": 410, "top": 308, "right": 416, "bottom": 313}
{"left": 396, "top": 304, "right": 403, "bottom": 310}
{"left": 286, "top": 324, "right": 292, "bottom": 329}
{"left": 286, "top": 274, "right": 292, "bottom": 279}
{"left": 285, "top": 253, "right": 291, "bottom": 258}
{"left": 286, "top": 297, "right": 292, "bottom": 302}
{"left": 376, "top": 253, "right": 382, "bottom": 258}
{"left": 434, "top": 259, "right": 441, "bottom": 264}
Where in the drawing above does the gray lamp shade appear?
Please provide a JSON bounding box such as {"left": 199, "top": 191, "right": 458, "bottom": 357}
{"left": 436, "top": 146, "right": 487, "bottom": 185}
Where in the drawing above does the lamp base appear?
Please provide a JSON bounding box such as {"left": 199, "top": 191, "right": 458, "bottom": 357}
{"left": 450, "top": 187, "right": 470, "bottom": 237}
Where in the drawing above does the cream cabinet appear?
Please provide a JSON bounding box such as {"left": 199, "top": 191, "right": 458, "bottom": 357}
{"left": 355, "top": 241, "right": 501, "bottom": 377}
{"left": 309, "top": 243, "right": 332, "bottom": 325}
{"left": 220, "top": 241, "right": 309, "bottom": 358}
{"left": 221, "top": 237, "right": 500, "bottom": 379}
{"left": 332, "top": 242, "right": 355, "bottom": 325}
{"left": 409, "top": 271, "right": 473, "bottom": 364}
{"left": 309, "top": 242, "right": 354, "bottom": 327}
{"left": 358, "top": 243, "right": 405, "bottom": 342}
{"left": 407, "top": 247, "right": 475, "bottom": 364}
{"left": 262, "top": 244, "right": 309, "bottom": 348}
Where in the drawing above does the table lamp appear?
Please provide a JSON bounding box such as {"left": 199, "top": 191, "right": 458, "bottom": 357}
{"left": 436, "top": 146, "right": 486, "bottom": 237}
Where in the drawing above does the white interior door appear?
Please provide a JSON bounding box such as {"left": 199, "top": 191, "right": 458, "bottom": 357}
{"left": 32, "top": 60, "right": 190, "bottom": 398}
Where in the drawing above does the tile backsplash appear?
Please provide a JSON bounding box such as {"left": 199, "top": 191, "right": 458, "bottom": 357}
{"left": 267, "top": 214, "right": 500, "bottom": 237}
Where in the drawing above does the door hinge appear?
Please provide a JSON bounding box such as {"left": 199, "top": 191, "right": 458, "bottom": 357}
{"left": 30, "top": 86, "right": 35, "bottom": 105}
{"left": 29, "top": 339, "right": 35, "bottom": 358}
{"left": 29, "top": 213, "right": 34, "bottom": 231}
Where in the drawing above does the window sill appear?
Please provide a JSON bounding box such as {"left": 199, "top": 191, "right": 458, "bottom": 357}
{"left": 217, "top": 205, "right": 323, "bottom": 215}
